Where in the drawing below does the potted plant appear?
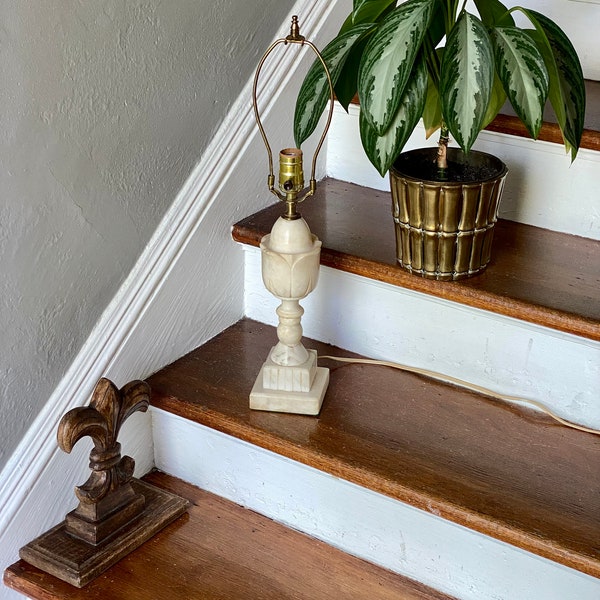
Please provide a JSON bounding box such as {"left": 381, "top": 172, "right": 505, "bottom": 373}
{"left": 294, "top": 0, "right": 585, "bottom": 280}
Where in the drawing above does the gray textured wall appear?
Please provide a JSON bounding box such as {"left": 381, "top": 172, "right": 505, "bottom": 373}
{"left": 0, "top": 0, "right": 292, "bottom": 469}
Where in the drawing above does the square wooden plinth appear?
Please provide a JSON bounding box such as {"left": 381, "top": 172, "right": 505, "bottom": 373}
{"left": 19, "top": 478, "right": 189, "bottom": 588}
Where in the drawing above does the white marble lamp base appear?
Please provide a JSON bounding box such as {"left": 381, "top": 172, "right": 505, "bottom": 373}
{"left": 250, "top": 348, "right": 329, "bottom": 415}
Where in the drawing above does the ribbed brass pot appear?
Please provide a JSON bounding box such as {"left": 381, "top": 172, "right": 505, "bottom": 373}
{"left": 390, "top": 148, "right": 508, "bottom": 281}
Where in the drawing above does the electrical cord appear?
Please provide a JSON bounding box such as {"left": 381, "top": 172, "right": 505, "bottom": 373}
{"left": 318, "top": 355, "right": 600, "bottom": 437}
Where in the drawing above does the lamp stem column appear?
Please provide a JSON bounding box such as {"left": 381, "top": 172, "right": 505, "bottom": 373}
{"left": 271, "top": 299, "right": 309, "bottom": 366}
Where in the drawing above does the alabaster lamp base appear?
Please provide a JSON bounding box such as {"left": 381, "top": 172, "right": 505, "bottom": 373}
{"left": 250, "top": 348, "right": 329, "bottom": 415}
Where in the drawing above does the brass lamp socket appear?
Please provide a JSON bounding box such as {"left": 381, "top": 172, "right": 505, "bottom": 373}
{"left": 279, "top": 148, "right": 304, "bottom": 196}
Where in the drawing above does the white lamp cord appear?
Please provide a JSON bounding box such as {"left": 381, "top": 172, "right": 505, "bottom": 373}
{"left": 319, "top": 355, "right": 600, "bottom": 437}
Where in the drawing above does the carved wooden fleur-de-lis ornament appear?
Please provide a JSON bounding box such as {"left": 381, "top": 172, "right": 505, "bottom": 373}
{"left": 18, "top": 376, "right": 189, "bottom": 584}
{"left": 58, "top": 377, "right": 150, "bottom": 505}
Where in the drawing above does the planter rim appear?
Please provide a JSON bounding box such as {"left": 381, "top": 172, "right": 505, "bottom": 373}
{"left": 390, "top": 147, "right": 508, "bottom": 186}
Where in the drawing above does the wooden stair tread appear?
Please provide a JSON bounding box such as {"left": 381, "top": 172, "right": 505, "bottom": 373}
{"left": 233, "top": 178, "right": 600, "bottom": 341}
{"left": 147, "top": 319, "right": 600, "bottom": 578}
{"left": 4, "top": 471, "right": 455, "bottom": 600}
{"left": 486, "top": 79, "right": 600, "bottom": 152}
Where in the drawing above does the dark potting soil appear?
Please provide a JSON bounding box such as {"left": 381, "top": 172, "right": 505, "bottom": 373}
{"left": 393, "top": 149, "right": 506, "bottom": 183}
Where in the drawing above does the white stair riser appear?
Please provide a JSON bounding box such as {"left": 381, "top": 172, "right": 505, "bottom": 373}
{"left": 244, "top": 246, "right": 600, "bottom": 431}
{"left": 327, "top": 105, "right": 600, "bottom": 241}
{"left": 152, "top": 409, "right": 600, "bottom": 600}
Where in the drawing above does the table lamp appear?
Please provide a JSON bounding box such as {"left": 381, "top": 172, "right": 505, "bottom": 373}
{"left": 249, "top": 16, "right": 334, "bottom": 415}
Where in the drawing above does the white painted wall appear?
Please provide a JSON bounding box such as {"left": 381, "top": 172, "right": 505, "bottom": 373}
{"left": 466, "top": 0, "right": 599, "bottom": 79}
{"left": 0, "top": 0, "right": 292, "bottom": 471}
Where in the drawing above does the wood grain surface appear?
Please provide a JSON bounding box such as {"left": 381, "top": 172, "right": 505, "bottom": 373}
{"left": 18, "top": 480, "right": 189, "bottom": 588}
{"left": 233, "top": 178, "right": 600, "bottom": 341}
{"left": 147, "top": 319, "right": 600, "bottom": 578}
{"left": 4, "top": 472, "right": 456, "bottom": 600}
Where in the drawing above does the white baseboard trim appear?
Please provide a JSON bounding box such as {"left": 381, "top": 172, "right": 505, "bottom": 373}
{"left": 0, "top": 1, "right": 344, "bottom": 591}
{"left": 152, "top": 408, "right": 600, "bottom": 600}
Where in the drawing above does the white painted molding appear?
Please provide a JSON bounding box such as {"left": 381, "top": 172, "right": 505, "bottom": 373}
{"left": 327, "top": 104, "right": 600, "bottom": 240}
{"left": 153, "top": 409, "right": 600, "bottom": 600}
{"left": 244, "top": 245, "right": 600, "bottom": 431}
{"left": 0, "top": 1, "right": 346, "bottom": 592}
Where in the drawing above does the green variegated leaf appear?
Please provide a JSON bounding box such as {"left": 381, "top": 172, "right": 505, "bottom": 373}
{"left": 481, "top": 71, "right": 507, "bottom": 129}
{"left": 358, "top": 0, "right": 435, "bottom": 135}
{"left": 473, "top": 0, "right": 514, "bottom": 27}
{"left": 427, "top": 0, "right": 446, "bottom": 48}
{"left": 353, "top": 0, "right": 398, "bottom": 24}
{"left": 439, "top": 11, "right": 494, "bottom": 153}
{"left": 338, "top": 0, "right": 397, "bottom": 101}
{"left": 492, "top": 26, "right": 548, "bottom": 139}
{"left": 360, "top": 56, "right": 428, "bottom": 176}
{"left": 334, "top": 35, "right": 374, "bottom": 111}
{"left": 338, "top": 12, "right": 355, "bottom": 36}
{"left": 423, "top": 73, "right": 442, "bottom": 138}
{"left": 423, "top": 45, "right": 443, "bottom": 137}
{"left": 294, "top": 23, "right": 375, "bottom": 147}
{"left": 518, "top": 9, "right": 585, "bottom": 160}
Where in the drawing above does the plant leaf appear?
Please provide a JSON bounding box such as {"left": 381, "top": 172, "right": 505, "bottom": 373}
{"left": 473, "top": 0, "right": 514, "bottom": 27}
{"left": 294, "top": 23, "right": 375, "bottom": 147}
{"left": 481, "top": 70, "right": 507, "bottom": 129}
{"left": 337, "top": 0, "right": 397, "bottom": 108}
{"left": 423, "top": 72, "right": 442, "bottom": 138}
{"left": 428, "top": 0, "right": 447, "bottom": 48}
{"left": 360, "top": 55, "right": 428, "bottom": 176}
{"left": 353, "top": 0, "right": 398, "bottom": 24}
{"left": 518, "top": 9, "right": 585, "bottom": 160}
{"left": 358, "top": 0, "right": 435, "bottom": 135}
{"left": 492, "top": 26, "right": 548, "bottom": 139}
{"left": 334, "top": 35, "right": 372, "bottom": 111}
{"left": 439, "top": 11, "right": 494, "bottom": 153}
{"left": 338, "top": 12, "right": 356, "bottom": 36}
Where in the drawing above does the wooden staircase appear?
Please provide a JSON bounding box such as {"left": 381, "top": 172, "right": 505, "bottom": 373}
{"left": 150, "top": 318, "right": 600, "bottom": 577}
{"left": 5, "top": 472, "right": 455, "bottom": 600}
{"left": 7, "top": 191, "right": 598, "bottom": 597}
{"left": 5, "top": 83, "right": 599, "bottom": 599}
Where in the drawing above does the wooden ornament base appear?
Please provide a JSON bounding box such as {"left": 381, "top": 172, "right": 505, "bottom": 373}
{"left": 19, "top": 478, "right": 189, "bottom": 588}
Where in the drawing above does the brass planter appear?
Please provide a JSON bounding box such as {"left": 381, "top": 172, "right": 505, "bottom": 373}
{"left": 390, "top": 148, "right": 508, "bottom": 281}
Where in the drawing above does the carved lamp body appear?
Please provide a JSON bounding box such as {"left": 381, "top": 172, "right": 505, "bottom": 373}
{"left": 250, "top": 216, "right": 329, "bottom": 414}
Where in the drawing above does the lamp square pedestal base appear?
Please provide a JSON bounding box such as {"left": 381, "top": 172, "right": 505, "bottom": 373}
{"left": 262, "top": 348, "right": 318, "bottom": 392}
{"left": 250, "top": 362, "right": 329, "bottom": 415}
{"left": 19, "top": 479, "right": 189, "bottom": 588}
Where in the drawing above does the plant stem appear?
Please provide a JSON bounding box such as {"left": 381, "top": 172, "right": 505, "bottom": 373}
{"left": 436, "top": 123, "right": 450, "bottom": 178}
